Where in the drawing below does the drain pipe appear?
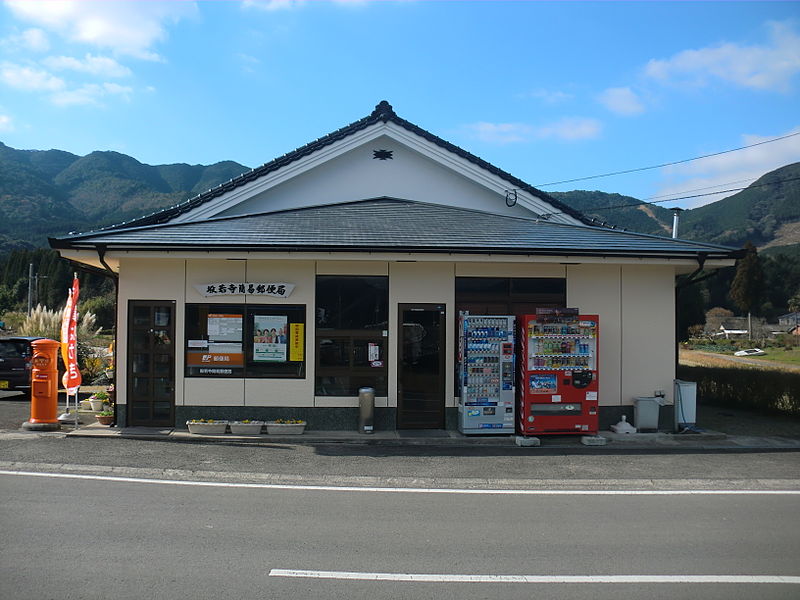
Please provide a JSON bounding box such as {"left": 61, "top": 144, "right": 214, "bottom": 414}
{"left": 96, "top": 244, "right": 120, "bottom": 426}
{"left": 671, "top": 208, "right": 684, "bottom": 239}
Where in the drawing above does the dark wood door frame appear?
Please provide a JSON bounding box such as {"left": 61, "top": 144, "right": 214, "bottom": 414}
{"left": 127, "top": 300, "right": 176, "bottom": 427}
{"left": 397, "top": 303, "right": 446, "bottom": 429}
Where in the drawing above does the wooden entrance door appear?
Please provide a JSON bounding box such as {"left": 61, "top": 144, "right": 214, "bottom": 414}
{"left": 127, "top": 301, "right": 175, "bottom": 427}
{"left": 397, "top": 304, "right": 446, "bottom": 429}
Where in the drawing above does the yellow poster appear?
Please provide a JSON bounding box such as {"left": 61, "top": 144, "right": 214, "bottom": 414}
{"left": 289, "top": 323, "right": 304, "bottom": 362}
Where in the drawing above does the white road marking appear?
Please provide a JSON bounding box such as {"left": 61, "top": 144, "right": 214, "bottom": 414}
{"left": 2, "top": 469, "right": 800, "bottom": 495}
{"left": 268, "top": 569, "right": 800, "bottom": 584}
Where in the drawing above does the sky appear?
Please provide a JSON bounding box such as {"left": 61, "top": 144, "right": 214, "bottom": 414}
{"left": 1, "top": 0, "right": 799, "bottom": 209}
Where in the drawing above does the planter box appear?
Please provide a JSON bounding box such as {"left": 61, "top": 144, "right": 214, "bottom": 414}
{"left": 266, "top": 421, "right": 306, "bottom": 435}
{"left": 89, "top": 399, "right": 105, "bottom": 411}
{"left": 229, "top": 421, "right": 265, "bottom": 435}
{"left": 95, "top": 414, "right": 114, "bottom": 426}
{"left": 186, "top": 421, "right": 228, "bottom": 435}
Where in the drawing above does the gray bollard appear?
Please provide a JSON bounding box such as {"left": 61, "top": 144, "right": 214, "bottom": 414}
{"left": 358, "top": 387, "right": 375, "bottom": 434}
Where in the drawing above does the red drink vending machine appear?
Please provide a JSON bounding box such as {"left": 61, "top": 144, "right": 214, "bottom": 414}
{"left": 518, "top": 308, "right": 599, "bottom": 435}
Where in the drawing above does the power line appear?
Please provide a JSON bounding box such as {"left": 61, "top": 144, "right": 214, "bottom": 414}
{"left": 642, "top": 177, "right": 757, "bottom": 202}
{"left": 535, "top": 131, "right": 800, "bottom": 188}
{"left": 540, "top": 174, "right": 800, "bottom": 220}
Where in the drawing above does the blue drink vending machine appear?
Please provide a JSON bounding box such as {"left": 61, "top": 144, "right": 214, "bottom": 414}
{"left": 458, "top": 313, "right": 516, "bottom": 434}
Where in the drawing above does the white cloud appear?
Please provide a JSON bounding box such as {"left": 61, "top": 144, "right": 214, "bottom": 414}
{"left": 656, "top": 126, "right": 800, "bottom": 208}
{"left": 236, "top": 53, "right": 262, "bottom": 74}
{"left": 50, "top": 82, "right": 133, "bottom": 106}
{"left": 645, "top": 21, "right": 800, "bottom": 91}
{"left": 535, "top": 117, "right": 602, "bottom": 141}
{"left": 5, "top": 27, "right": 51, "bottom": 52}
{"left": 5, "top": 0, "right": 197, "bottom": 60}
{"left": 0, "top": 62, "right": 64, "bottom": 91}
{"left": 0, "top": 113, "right": 13, "bottom": 132}
{"left": 242, "top": 0, "right": 305, "bottom": 11}
{"left": 465, "top": 122, "right": 534, "bottom": 144}
{"left": 465, "top": 117, "right": 602, "bottom": 144}
{"left": 519, "top": 89, "right": 574, "bottom": 104}
{"left": 597, "top": 87, "right": 645, "bottom": 116}
{"left": 242, "top": 0, "right": 368, "bottom": 10}
{"left": 43, "top": 54, "right": 132, "bottom": 78}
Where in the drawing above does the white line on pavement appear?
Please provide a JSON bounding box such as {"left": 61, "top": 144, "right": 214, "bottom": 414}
{"left": 268, "top": 569, "right": 800, "bottom": 584}
{"left": 2, "top": 469, "right": 800, "bottom": 495}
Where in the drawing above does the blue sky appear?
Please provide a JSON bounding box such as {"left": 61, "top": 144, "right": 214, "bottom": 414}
{"left": 1, "top": 1, "right": 799, "bottom": 209}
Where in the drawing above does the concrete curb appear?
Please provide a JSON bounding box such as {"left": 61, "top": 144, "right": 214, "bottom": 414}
{"left": 3, "top": 460, "right": 800, "bottom": 491}
{"left": 57, "top": 423, "right": 800, "bottom": 452}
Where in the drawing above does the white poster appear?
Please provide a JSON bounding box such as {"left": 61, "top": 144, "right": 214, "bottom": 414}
{"left": 208, "top": 314, "right": 242, "bottom": 342}
{"left": 254, "top": 315, "right": 288, "bottom": 362}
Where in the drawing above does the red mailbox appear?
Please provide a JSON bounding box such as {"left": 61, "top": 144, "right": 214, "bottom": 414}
{"left": 22, "top": 339, "right": 61, "bottom": 431}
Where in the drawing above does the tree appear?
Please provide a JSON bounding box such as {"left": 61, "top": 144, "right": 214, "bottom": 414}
{"left": 730, "top": 242, "right": 763, "bottom": 315}
{"left": 789, "top": 289, "right": 800, "bottom": 314}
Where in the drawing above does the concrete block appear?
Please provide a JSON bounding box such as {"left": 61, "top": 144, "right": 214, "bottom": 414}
{"left": 581, "top": 435, "right": 608, "bottom": 446}
{"left": 515, "top": 435, "right": 541, "bottom": 447}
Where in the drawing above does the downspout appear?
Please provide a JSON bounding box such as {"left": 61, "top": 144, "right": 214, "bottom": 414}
{"left": 96, "top": 244, "right": 120, "bottom": 427}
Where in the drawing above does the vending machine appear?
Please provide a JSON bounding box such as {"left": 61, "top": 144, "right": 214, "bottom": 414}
{"left": 458, "top": 313, "right": 516, "bottom": 434}
{"left": 518, "top": 308, "right": 599, "bottom": 435}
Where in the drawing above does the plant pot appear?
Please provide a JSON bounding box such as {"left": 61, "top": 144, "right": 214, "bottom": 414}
{"left": 266, "top": 421, "right": 306, "bottom": 435}
{"left": 95, "top": 414, "right": 114, "bottom": 425}
{"left": 79, "top": 400, "right": 92, "bottom": 411}
{"left": 89, "top": 399, "right": 105, "bottom": 411}
{"left": 229, "top": 421, "right": 265, "bottom": 435}
{"left": 186, "top": 421, "right": 228, "bottom": 435}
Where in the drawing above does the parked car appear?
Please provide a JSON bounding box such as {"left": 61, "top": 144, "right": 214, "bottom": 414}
{"left": 733, "top": 348, "right": 766, "bottom": 357}
{"left": 0, "top": 337, "right": 43, "bottom": 398}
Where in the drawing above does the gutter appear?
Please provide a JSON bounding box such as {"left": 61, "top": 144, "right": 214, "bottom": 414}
{"left": 96, "top": 244, "right": 120, "bottom": 427}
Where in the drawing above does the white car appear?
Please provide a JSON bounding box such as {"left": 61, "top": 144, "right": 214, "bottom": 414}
{"left": 734, "top": 348, "right": 766, "bottom": 357}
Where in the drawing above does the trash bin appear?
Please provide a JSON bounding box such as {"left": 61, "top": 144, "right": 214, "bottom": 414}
{"left": 674, "top": 380, "right": 697, "bottom": 430}
{"left": 633, "top": 397, "right": 664, "bottom": 432}
{"left": 358, "top": 387, "right": 375, "bottom": 434}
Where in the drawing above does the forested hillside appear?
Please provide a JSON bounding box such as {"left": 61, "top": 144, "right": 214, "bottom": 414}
{"left": 0, "top": 142, "right": 248, "bottom": 249}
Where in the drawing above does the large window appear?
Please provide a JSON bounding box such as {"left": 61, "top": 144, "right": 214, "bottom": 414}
{"left": 455, "top": 277, "right": 566, "bottom": 317}
{"left": 315, "top": 276, "right": 388, "bottom": 396}
{"left": 185, "top": 304, "right": 306, "bottom": 378}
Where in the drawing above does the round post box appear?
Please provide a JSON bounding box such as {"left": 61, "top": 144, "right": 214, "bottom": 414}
{"left": 22, "top": 339, "right": 62, "bottom": 431}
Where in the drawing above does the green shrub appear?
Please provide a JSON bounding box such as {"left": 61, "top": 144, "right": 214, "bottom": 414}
{"left": 677, "top": 365, "right": 800, "bottom": 416}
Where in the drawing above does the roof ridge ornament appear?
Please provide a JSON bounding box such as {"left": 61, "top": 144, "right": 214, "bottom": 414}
{"left": 372, "top": 100, "right": 395, "bottom": 121}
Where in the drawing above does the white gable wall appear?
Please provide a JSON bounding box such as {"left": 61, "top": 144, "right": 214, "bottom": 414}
{"left": 179, "top": 126, "right": 578, "bottom": 224}
{"left": 216, "top": 136, "right": 538, "bottom": 220}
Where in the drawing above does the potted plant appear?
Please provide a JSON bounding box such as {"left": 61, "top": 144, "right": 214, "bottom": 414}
{"left": 266, "top": 419, "right": 306, "bottom": 435}
{"left": 229, "top": 419, "right": 265, "bottom": 435}
{"left": 89, "top": 390, "right": 109, "bottom": 412}
{"left": 95, "top": 410, "right": 114, "bottom": 426}
{"left": 186, "top": 419, "right": 229, "bottom": 435}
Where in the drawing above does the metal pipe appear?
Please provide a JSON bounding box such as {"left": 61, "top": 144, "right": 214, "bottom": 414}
{"left": 671, "top": 208, "right": 684, "bottom": 238}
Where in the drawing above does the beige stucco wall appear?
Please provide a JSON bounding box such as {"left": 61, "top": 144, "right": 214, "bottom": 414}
{"left": 244, "top": 260, "right": 315, "bottom": 407}
{"left": 117, "top": 258, "right": 186, "bottom": 407}
{"left": 567, "top": 263, "right": 676, "bottom": 407}
{"left": 389, "top": 262, "right": 456, "bottom": 408}
{"left": 566, "top": 264, "right": 622, "bottom": 406}
{"left": 182, "top": 259, "right": 316, "bottom": 408}
{"left": 116, "top": 255, "right": 678, "bottom": 413}
{"left": 621, "top": 265, "right": 676, "bottom": 405}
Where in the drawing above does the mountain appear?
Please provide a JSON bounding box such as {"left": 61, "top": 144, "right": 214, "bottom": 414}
{"left": 552, "top": 162, "right": 800, "bottom": 253}
{"left": 550, "top": 190, "right": 673, "bottom": 236}
{"left": 0, "top": 142, "right": 249, "bottom": 250}
{"left": 1, "top": 140, "right": 798, "bottom": 255}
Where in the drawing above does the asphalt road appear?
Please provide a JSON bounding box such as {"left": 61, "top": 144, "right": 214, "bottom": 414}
{"left": 2, "top": 470, "right": 799, "bottom": 600}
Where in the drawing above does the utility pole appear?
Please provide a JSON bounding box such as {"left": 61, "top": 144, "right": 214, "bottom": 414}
{"left": 27, "top": 263, "right": 34, "bottom": 315}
